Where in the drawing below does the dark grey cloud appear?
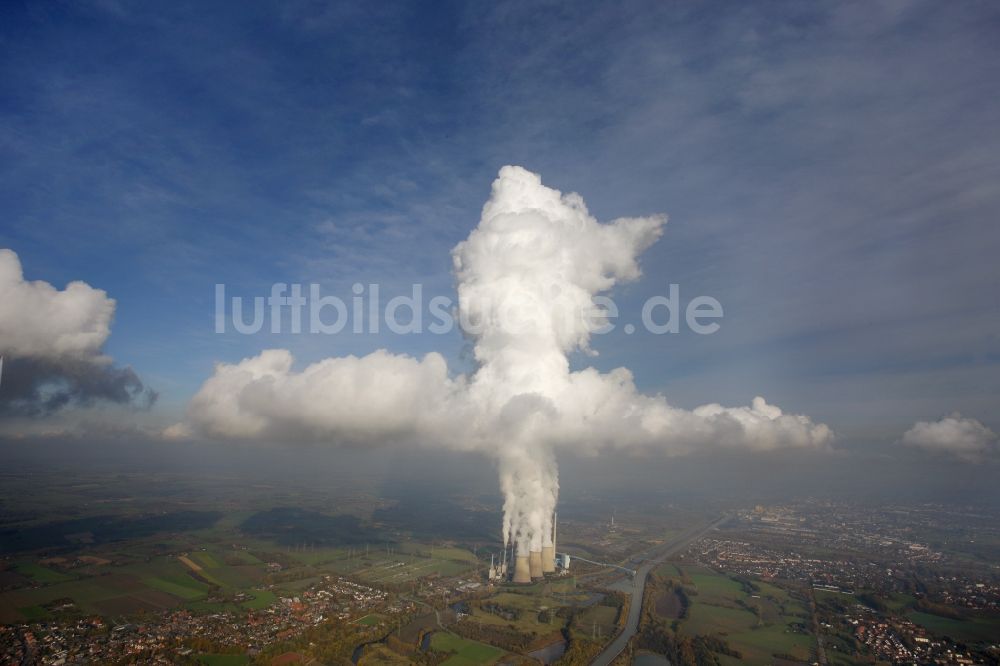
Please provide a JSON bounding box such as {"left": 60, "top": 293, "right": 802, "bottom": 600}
{"left": 0, "top": 354, "right": 157, "bottom": 417}
{"left": 0, "top": 248, "right": 154, "bottom": 419}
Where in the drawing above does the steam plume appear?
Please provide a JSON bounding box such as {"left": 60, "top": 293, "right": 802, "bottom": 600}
{"left": 174, "top": 167, "right": 832, "bottom": 554}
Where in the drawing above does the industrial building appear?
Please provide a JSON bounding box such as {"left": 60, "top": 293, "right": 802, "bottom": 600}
{"left": 490, "top": 511, "right": 569, "bottom": 583}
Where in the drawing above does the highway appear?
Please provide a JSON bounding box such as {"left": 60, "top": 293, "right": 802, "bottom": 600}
{"left": 589, "top": 515, "right": 728, "bottom": 666}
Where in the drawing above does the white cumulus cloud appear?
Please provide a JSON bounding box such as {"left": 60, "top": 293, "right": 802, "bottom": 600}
{"left": 0, "top": 248, "right": 154, "bottom": 416}
{"left": 0, "top": 249, "right": 114, "bottom": 359}
{"left": 166, "top": 349, "right": 463, "bottom": 442}
{"left": 901, "top": 413, "right": 997, "bottom": 461}
{"left": 173, "top": 166, "right": 833, "bottom": 553}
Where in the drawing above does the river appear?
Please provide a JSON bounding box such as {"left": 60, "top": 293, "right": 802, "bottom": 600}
{"left": 588, "top": 515, "right": 728, "bottom": 666}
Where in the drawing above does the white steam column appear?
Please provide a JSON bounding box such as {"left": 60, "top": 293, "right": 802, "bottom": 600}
{"left": 542, "top": 512, "right": 556, "bottom": 573}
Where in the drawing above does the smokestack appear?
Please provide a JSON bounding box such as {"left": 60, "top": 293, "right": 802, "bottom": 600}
{"left": 513, "top": 554, "right": 532, "bottom": 583}
{"left": 529, "top": 549, "right": 543, "bottom": 579}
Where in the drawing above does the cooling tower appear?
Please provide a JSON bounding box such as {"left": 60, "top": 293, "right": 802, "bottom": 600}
{"left": 513, "top": 555, "right": 532, "bottom": 584}
{"left": 541, "top": 512, "right": 557, "bottom": 573}
{"left": 541, "top": 546, "right": 555, "bottom": 573}
{"left": 529, "top": 549, "right": 543, "bottom": 579}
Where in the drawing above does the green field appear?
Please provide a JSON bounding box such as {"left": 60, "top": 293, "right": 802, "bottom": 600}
{"left": 685, "top": 602, "right": 758, "bottom": 633}
{"left": 431, "top": 632, "right": 505, "bottom": 666}
{"left": 575, "top": 603, "right": 619, "bottom": 638}
{"left": 753, "top": 581, "right": 793, "bottom": 605}
{"left": 908, "top": 610, "right": 1000, "bottom": 644}
{"left": 421, "top": 546, "right": 478, "bottom": 563}
{"left": 144, "top": 575, "right": 209, "bottom": 600}
{"left": 17, "top": 605, "right": 48, "bottom": 621}
{"left": 1, "top": 584, "right": 179, "bottom": 621}
{"left": 15, "top": 563, "right": 74, "bottom": 584}
{"left": 1, "top": 532, "right": 464, "bottom": 624}
{"left": 464, "top": 590, "right": 565, "bottom": 636}
{"left": 684, "top": 566, "right": 745, "bottom": 601}
{"left": 224, "top": 550, "right": 262, "bottom": 565}
{"left": 278, "top": 545, "right": 348, "bottom": 567}
{"left": 330, "top": 552, "right": 475, "bottom": 584}
{"left": 726, "top": 623, "right": 814, "bottom": 660}
{"left": 1, "top": 579, "right": 128, "bottom": 615}
{"left": 242, "top": 590, "right": 277, "bottom": 610}
{"left": 273, "top": 576, "right": 323, "bottom": 593}
{"left": 668, "top": 565, "right": 813, "bottom": 665}
{"left": 489, "top": 591, "right": 561, "bottom": 611}
{"left": 0, "top": 527, "right": 478, "bottom": 626}
{"left": 200, "top": 566, "right": 254, "bottom": 589}
{"left": 191, "top": 551, "right": 222, "bottom": 568}
{"left": 814, "top": 589, "right": 1000, "bottom": 646}
{"left": 883, "top": 592, "right": 917, "bottom": 613}
{"left": 187, "top": 600, "right": 243, "bottom": 614}
{"left": 654, "top": 563, "right": 682, "bottom": 578}
{"left": 358, "top": 643, "right": 412, "bottom": 665}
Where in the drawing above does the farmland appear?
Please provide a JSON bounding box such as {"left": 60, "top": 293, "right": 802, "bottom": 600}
{"left": 13, "top": 563, "right": 73, "bottom": 584}
{"left": 643, "top": 563, "right": 814, "bottom": 665}
{"left": 906, "top": 611, "right": 1000, "bottom": 644}
{"left": 0, "top": 515, "right": 481, "bottom": 627}
{"left": 430, "top": 631, "right": 505, "bottom": 666}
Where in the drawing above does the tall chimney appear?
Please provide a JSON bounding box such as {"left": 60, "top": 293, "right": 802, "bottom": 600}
{"left": 529, "top": 549, "right": 543, "bottom": 579}
{"left": 513, "top": 553, "right": 532, "bottom": 583}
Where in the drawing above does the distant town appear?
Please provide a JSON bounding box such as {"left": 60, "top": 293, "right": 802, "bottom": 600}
{"left": 0, "top": 476, "right": 997, "bottom": 666}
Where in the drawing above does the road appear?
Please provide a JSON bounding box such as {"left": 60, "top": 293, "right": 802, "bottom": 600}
{"left": 589, "top": 515, "right": 728, "bottom": 666}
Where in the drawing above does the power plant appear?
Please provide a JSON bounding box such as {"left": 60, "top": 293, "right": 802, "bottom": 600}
{"left": 490, "top": 511, "right": 568, "bottom": 583}
{"left": 512, "top": 553, "right": 532, "bottom": 583}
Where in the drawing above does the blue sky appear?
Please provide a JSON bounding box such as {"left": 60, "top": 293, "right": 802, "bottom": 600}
{"left": 2, "top": 0, "right": 998, "bottom": 442}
